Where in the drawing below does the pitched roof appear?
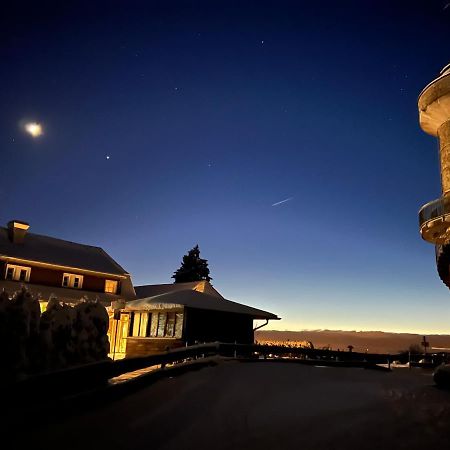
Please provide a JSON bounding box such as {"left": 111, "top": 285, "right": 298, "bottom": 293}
{"left": 0, "top": 227, "right": 127, "bottom": 276}
{"left": 134, "top": 281, "right": 224, "bottom": 299}
{"left": 127, "top": 288, "right": 279, "bottom": 320}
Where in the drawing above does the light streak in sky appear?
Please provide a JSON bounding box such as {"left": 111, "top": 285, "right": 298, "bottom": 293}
{"left": 271, "top": 197, "right": 293, "bottom": 207}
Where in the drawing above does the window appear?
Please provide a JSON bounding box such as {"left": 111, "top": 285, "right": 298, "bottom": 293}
{"left": 105, "top": 279, "right": 118, "bottom": 294}
{"left": 166, "top": 313, "right": 176, "bottom": 337}
{"left": 62, "top": 273, "right": 83, "bottom": 289}
{"left": 139, "top": 313, "right": 149, "bottom": 337}
{"left": 149, "top": 312, "right": 183, "bottom": 338}
{"left": 130, "top": 312, "right": 151, "bottom": 337}
{"left": 132, "top": 312, "right": 141, "bottom": 336}
{"left": 5, "top": 264, "right": 31, "bottom": 282}
{"left": 156, "top": 313, "right": 167, "bottom": 337}
{"left": 130, "top": 311, "right": 183, "bottom": 338}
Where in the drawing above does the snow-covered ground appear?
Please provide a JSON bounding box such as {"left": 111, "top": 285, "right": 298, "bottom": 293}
{"left": 23, "top": 360, "right": 450, "bottom": 449}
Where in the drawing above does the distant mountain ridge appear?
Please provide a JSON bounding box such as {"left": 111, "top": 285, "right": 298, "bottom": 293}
{"left": 255, "top": 329, "right": 450, "bottom": 354}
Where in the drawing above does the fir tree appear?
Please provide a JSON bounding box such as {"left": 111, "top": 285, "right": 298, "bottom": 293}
{"left": 172, "top": 245, "right": 212, "bottom": 283}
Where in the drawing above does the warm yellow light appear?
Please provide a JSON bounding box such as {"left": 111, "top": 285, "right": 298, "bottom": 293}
{"left": 25, "top": 122, "right": 43, "bottom": 137}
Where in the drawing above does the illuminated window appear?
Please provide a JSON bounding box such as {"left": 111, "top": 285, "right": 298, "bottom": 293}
{"left": 5, "top": 264, "right": 31, "bottom": 282}
{"left": 105, "top": 279, "right": 118, "bottom": 294}
{"left": 132, "top": 312, "right": 141, "bottom": 336}
{"left": 129, "top": 312, "right": 182, "bottom": 338}
{"left": 130, "top": 312, "right": 151, "bottom": 337}
{"left": 139, "top": 313, "right": 149, "bottom": 337}
{"left": 157, "top": 313, "right": 167, "bottom": 337}
{"left": 166, "top": 313, "right": 176, "bottom": 337}
{"left": 148, "top": 312, "right": 181, "bottom": 338}
{"left": 62, "top": 273, "right": 83, "bottom": 289}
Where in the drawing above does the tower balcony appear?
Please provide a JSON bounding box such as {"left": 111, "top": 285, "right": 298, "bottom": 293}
{"left": 419, "top": 196, "right": 450, "bottom": 244}
{"left": 419, "top": 63, "right": 450, "bottom": 136}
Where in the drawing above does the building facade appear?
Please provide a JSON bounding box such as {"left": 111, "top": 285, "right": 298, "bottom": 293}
{"left": 1, "top": 220, "right": 279, "bottom": 359}
{"left": 0, "top": 219, "right": 135, "bottom": 309}
{"left": 109, "top": 280, "right": 279, "bottom": 358}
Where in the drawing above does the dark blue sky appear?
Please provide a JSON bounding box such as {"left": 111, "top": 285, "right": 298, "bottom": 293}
{"left": 2, "top": 1, "right": 450, "bottom": 332}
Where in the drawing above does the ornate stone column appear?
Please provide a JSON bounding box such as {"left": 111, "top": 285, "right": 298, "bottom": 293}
{"left": 438, "top": 120, "right": 450, "bottom": 196}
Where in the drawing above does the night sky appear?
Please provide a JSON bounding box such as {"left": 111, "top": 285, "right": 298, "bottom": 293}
{"left": 2, "top": 1, "right": 450, "bottom": 333}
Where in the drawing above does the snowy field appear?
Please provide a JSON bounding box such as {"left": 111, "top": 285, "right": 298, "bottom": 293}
{"left": 23, "top": 360, "right": 450, "bottom": 450}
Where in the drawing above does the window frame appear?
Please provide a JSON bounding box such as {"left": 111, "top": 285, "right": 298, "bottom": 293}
{"left": 62, "top": 273, "right": 84, "bottom": 289}
{"left": 104, "top": 279, "right": 118, "bottom": 294}
{"left": 5, "top": 264, "right": 31, "bottom": 282}
{"left": 130, "top": 312, "right": 152, "bottom": 337}
{"left": 129, "top": 311, "right": 182, "bottom": 338}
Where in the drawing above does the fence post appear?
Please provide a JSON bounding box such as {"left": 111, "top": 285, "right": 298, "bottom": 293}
{"left": 408, "top": 351, "right": 411, "bottom": 370}
{"left": 234, "top": 341, "right": 237, "bottom": 358}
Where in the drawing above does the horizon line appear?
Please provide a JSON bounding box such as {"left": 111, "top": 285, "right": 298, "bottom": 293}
{"left": 256, "top": 327, "right": 450, "bottom": 336}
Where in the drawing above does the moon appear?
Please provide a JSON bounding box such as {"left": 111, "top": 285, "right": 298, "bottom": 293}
{"left": 24, "top": 122, "right": 43, "bottom": 138}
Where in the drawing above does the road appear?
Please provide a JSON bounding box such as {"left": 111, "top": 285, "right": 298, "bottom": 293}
{"left": 19, "top": 360, "right": 450, "bottom": 450}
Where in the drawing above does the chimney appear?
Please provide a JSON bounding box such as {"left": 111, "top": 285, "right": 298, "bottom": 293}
{"left": 8, "top": 220, "right": 30, "bottom": 244}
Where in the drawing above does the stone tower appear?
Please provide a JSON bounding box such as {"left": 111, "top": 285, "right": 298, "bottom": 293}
{"left": 418, "top": 63, "right": 450, "bottom": 287}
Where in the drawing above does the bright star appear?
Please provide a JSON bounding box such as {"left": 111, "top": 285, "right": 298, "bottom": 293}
{"left": 106, "top": 155, "right": 110, "bottom": 160}
{"left": 25, "top": 122, "right": 43, "bottom": 138}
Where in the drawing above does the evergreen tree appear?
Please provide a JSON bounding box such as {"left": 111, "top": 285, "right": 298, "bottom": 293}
{"left": 172, "top": 245, "right": 212, "bottom": 283}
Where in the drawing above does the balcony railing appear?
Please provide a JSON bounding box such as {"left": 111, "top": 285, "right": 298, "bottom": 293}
{"left": 419, "top": 196, "right": 450, "bottom": 244}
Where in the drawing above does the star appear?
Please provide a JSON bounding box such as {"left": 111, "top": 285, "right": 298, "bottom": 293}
{"left": 106, "top": 155, "right": 110, "bottom": 160}
{"left": 24, "top": 122, "right": 43, "bottom": 138}
{"left": 261, "top": 40, "right": 264, "bottom": 44}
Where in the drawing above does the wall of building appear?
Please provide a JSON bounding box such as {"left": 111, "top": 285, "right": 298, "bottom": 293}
{"left": 111, "top": 307, "right": 255, "bottom": 357}
{"left": 125, "top": 337, "right": 185, "bottom": 357}
{"left": 0, "top": 260, "right": 123, "bottom": 294}
{"left": 183, "top": 308, "right": 254, "bottom": 345}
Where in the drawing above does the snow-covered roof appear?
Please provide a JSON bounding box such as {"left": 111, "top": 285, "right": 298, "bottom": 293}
{"left": 0, "top": 226, "right": 128, "bottom": 276}
{"left": 126, "top": 288, "right": 279, "bottom": 320}
{"left": 134, "top": 280, "right": 223, "bottom": 299}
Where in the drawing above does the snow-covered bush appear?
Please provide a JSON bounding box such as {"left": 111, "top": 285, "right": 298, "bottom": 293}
{"left": 74, "top": 300, "right": 109, "bottom": 363}
{"left": 3, "top": 287, "right": 41, "bottom": 378}
{"left": 40, "top": 296, "right": 77, "bottom": 368}
{"left": 0, "top": 287, "right": 110, "bottom": 380}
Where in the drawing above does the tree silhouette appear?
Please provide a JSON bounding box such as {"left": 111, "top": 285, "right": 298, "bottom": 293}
{"left": 172, "top": 245, "right": 212, "bottom": 283}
